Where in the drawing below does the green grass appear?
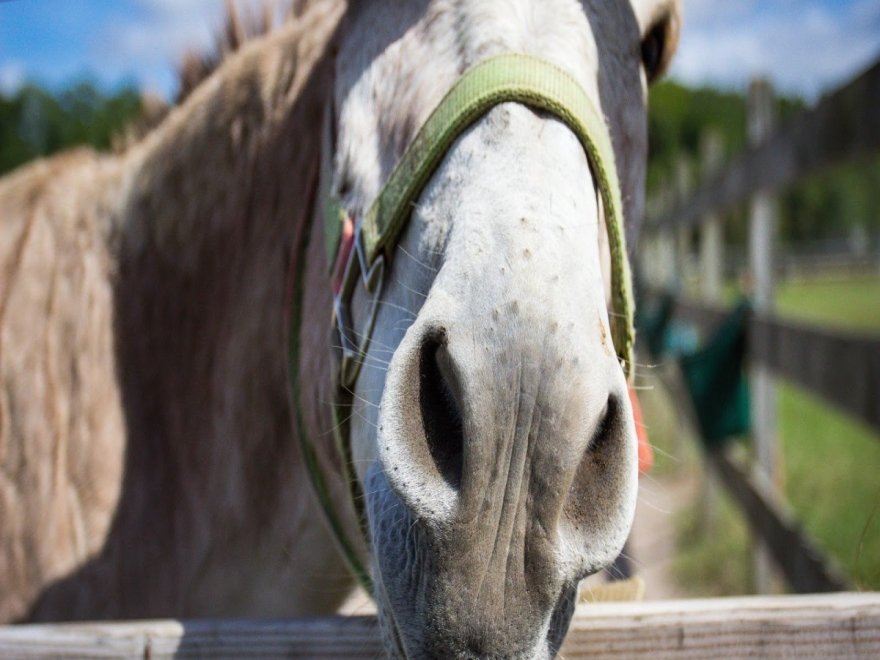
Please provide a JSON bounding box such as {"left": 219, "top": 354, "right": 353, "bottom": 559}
{"left": 666, "top": 274, "right": 880, "bottom": 593}
{"left": 720, "top": 274, "right": 880, "bottom": 332}
{"left": 636, "top": 363, "right": 756, "bottom": 596}
{"left": 775, "top": 275, "right": 880, "bottom": 332}
{"left": 780, "top": 382, "right": 880, "bottom": 588}
{"left": 773, "top": 274, "right": 880, "bottom": 589}
{"left": 672, "top": 484, "right": 752, "bottom": 597}
{"left": 635, "top": 366, "right": 696, "bottom": 477}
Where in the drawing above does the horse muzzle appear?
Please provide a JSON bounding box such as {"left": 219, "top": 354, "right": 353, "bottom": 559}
{"left": 370, "top": 278, "right": 638, "bottom": 658}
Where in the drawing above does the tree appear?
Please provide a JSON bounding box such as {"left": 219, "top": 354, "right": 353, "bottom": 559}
{"left": 0, "top": 81, "right": 143, "bottom": 177}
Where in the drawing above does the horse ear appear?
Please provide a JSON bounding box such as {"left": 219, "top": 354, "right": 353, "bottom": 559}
{"left": 639, "top": 0, "right": 681, "bottom": 85}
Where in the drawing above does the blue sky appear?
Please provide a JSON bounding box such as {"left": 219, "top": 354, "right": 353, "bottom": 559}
{"left": 1, "top": 0, "right": 879, "bottom": 101}
{"left": 0, "top": 0, "right": 270, "bottom": 97}
{"left": 675, "top": 0, "right": 880, "bottom": 99}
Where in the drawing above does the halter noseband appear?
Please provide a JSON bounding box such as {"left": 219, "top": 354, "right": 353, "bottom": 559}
{"left": 297, "top": 53, "right": 635, "bottom": 592}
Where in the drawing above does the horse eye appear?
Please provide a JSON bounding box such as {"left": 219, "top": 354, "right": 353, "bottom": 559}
{"left": 640, "top": 20, "right": 667, "bottom": 84}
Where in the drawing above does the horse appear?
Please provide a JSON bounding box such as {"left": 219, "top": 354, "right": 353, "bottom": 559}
{"left": 0, "top": 0, "right": 680, "bottom": 656}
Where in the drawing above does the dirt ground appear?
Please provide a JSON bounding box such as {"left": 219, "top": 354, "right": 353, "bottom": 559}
{"left": 626, "top": 472, "right": 695, "bottom": 600}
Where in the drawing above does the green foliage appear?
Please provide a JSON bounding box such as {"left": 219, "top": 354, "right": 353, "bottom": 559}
{"left": 0, "top": 81, "right": 143, "bottom": 176}
{"left": 781, "top": 159, "right": 880, "bottom": 240}
{"left": 647, "top": 80, "right": 880, "bottom": 244}
{"left": 647, "top": 81, "right": 748, "bottom": 191}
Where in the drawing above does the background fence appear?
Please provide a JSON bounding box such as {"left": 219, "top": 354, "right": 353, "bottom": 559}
{"left": 639, "top": 56, "right": 880, "bottom": 595}
{"left": 1, "top": 593, "right": 879, "bottom": 658}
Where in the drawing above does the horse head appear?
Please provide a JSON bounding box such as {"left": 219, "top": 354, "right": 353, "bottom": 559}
{"left": 0, "top": 0, "right": 677, "bottom": 639}
{"left": 307, "top": 0, "right": 681, "bottom": 656}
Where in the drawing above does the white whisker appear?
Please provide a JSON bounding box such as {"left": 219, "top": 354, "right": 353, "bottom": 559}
{"left": 396, "top": 245, "right": 437, "bottom": 272}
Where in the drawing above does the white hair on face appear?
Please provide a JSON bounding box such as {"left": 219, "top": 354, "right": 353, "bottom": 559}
{"left": 335, "top": 0, "right": 603, "bottom": 215}
{"left": 330, "top": 1, "right": 680, "bottom": 655}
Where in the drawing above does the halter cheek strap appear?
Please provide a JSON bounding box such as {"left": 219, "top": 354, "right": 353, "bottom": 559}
{"left": 295, "top": 53, "right": 637, "bottom": 593}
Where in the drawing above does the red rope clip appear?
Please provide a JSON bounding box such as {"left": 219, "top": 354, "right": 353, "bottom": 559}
{"left": 629, "top": 385, "right": 653, "bottom": 476}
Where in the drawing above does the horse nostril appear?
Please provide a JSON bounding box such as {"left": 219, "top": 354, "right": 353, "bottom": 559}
{"left": 419, "top": 334, "right": 465, "bottom": 490}
{"left": 588, "top": 393, "right": 621, "bottom": 456}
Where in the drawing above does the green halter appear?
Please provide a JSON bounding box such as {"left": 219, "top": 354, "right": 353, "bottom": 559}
{"left": 298, "top": 52, "right": 636, "bottom": 594}
{"left": 327, "top": 53, "right": 634, "bottom": 381}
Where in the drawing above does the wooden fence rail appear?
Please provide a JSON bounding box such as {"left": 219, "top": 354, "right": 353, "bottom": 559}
{"left": 646, "top": 57, "right": 880, "bottom": 233}
{"left": 707, "top": 452, "right": 850, "bottom": 593}
{"left": 673, "top": 298, "right": 880, "bottom": 435}
{"left": 644, "top": 290, "right": 880, "bottom": 591}
{"left": 750, "top": 315, "right": 880, "bottom": 433}
{"left": 1, "top": 593, "right": 879, "bottom": 658}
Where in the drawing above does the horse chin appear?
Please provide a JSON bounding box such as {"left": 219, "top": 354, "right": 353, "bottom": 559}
{"left": 365, "top": 464, "right": 429, "bottom": 659}
{"left": 365, "top": 463, "right": 587, "bottom": 660}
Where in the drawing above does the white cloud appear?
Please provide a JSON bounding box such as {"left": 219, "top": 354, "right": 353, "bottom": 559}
{"left": 670, "top": 0, "right": 880, "bottom": 99}
{"left": 12, "top": 0, "right": 877, "bottom": 103}
{"left": 121, "top": 0, "right": 879, "bottom": 101}
{"left": 0, "top": 61, "right": 25, "bottom": 95}
{"left": 87, "top": 0, "right": 281, "bottom": 98}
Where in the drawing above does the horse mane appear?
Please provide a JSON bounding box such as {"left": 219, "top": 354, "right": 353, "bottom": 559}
{"left": 0, "top": 0, "right": 346, "bottom": 623}
{"left": 176, "top": 0, "right": 325, "bottom": 103}
{"left": 112, "top": 0, "right": 338, "bottom": 152}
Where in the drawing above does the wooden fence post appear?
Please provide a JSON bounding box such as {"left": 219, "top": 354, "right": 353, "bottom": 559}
{"left": 675, "top": 157, "right": 693, "bottom": 290}
{"left": 642, "top": 185, "right": 667, "bottom": 286}
{"left": 699, "top": 130, "right": 724, "bottom": 532}
{"left": 654, "top": 176, "right": 677, "bottom": 288}
{"left": 747, "top": 78, "right": 782, "bottom": 594}
{"left": 699, "top": 131, "right": 724, "bottom": 302}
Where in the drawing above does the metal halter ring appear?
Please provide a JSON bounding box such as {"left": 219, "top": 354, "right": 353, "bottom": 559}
{"left": 333, "top": 222, "right": 386, "bottom": 391}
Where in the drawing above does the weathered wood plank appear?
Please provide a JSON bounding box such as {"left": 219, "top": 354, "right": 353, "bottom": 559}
{"left": 646, "top": 57, "right": 880, "bottom": 233}
{"left": 708, "top": 451, "right": 851, "bottom": 593}
{"left": 1, "top": 594, "right": 878, "bottom": 658}
{"left": 0, "top": 616, "right": 383, "bottom": 658}
{"left": 746, "top": 78, "right": 782, "bottom": 595}
{"left": 563, "top": 593, "right": 880, "bottom": 659}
